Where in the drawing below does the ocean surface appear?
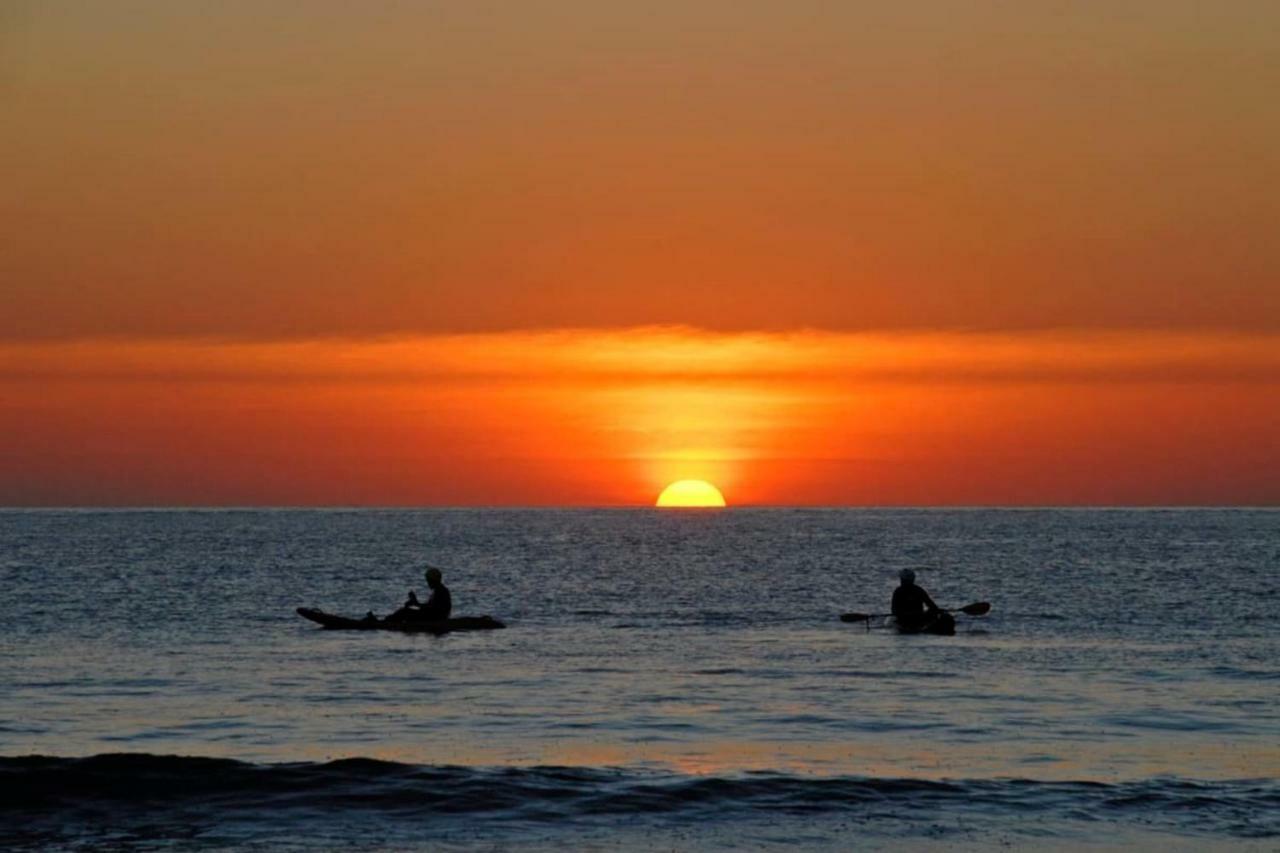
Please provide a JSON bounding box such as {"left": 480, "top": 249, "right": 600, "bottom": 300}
{"left": 2, "top": 508, "right": 1278, "bottom": 850}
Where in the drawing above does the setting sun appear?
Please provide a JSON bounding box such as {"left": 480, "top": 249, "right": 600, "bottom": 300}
{"left": 656, "top": 480, "right": 727, "bottom": 508}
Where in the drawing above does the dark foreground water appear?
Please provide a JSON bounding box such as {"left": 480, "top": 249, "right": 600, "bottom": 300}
{"left": 2, "top": 508, "right": 1278, "bottom": 849}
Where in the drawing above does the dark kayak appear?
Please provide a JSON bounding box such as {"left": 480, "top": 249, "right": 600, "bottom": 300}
{"left": 893, "top": 611, "right": 956, "bottom": 636}
{"left": 297, "top": 607, "right": 505, "bottom": 635}
{"left": 841, "top": 602, "right": 986, "bottom": 634}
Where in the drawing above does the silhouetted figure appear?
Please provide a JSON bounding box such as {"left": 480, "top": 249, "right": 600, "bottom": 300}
{"left": 891, "top": 568, "right": 941, "bottom": 632}
{"left": 383, "top": 567, "right": 453, "bottom": 624}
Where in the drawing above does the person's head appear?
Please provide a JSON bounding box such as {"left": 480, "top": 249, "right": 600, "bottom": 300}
{"left": 898, "top": 568, "right": 916, "bottom": 586}
{"left": 425, "top": 567, "right": 443, "bottom": 587}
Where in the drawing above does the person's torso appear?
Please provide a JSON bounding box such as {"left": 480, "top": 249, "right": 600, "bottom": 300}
{"left": 426, "top": 584, "right": 452, "bottom": 619}
{"left": 892, "top": 585, "right": 927, "bottom": 618}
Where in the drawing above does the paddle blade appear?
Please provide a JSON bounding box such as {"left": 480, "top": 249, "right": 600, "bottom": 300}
{"left": 959, "top": 601, "right": 991, "bottom": 616}
{"left": 840, "top": 612, "right": 871, "bottom": 623}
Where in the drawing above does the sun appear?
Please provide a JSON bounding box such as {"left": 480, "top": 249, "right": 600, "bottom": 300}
{"left": 656, "top": 479, "right": 727, "bottom": 508}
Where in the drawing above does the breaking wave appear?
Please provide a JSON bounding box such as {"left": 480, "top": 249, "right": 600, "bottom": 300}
{"left": 2, "top": 754, "right": 1276, "bottom": 848}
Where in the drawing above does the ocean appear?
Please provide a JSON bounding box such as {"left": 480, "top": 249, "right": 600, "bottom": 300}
{"left": 2, "top": 508, "right": 1277, "bottom": 850}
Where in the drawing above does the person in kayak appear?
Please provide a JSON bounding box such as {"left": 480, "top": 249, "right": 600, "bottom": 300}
{"left": 891, "top": 569, "right": 942, "bottom": 631}
{"left": 383, "top": 567, "right": 453, "bottom": 624}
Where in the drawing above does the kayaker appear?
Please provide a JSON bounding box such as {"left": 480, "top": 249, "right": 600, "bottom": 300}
{"left": 384, "top": 567, "right": 453, "bottom": 624}
{"left": 891, "top": 569, "right": 941, "bottom": 631}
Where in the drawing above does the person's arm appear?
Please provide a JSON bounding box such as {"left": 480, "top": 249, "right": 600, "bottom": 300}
{"left": 921, "top": 588, "right": 940, "bottom": 612}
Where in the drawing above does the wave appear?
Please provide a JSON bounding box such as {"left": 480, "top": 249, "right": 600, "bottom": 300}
{"left": 2, "top": 754, "right": 1277, "bottom": 848}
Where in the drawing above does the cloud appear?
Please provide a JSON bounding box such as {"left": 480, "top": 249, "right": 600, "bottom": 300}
{"left": 2, "top": 327, "right": 1276, "bottom": 505}
{"left": 1, "top": 328, "right": 1277, "bottom": 386}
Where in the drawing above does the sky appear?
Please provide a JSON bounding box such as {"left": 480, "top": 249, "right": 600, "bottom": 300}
{"left": 2, "top": 1, "right": 1278, "bottom": 505}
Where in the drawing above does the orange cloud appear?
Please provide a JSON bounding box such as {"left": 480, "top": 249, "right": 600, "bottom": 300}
{"left": 1, "top": 328, "right": 1276, "bottom": 505}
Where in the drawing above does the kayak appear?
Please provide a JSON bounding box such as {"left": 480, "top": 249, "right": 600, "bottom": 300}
{"left": 840, "top": 602, "right": 987, "bottom": 634}
{"left": 297, "top": 607, "right": 505, "bottom": 635}
{"left": 890, "top": 611, "right": 956, "bottom": 636}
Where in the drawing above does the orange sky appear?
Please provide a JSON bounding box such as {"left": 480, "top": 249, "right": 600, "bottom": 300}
{"left": 2, "top": 330, "right": 1276, "bottom": 505}
{"left": 2, "top": 3, "right": 1278, "bottom": 505}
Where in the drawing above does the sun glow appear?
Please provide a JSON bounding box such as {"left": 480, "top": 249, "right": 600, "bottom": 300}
{"left": 656, "top": 479, "right": 727, "bottom": 508}
{"left": 4, "top": 328, "right": 1278, "bottom": 505}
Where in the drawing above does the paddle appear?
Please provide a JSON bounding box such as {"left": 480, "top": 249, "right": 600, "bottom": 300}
{"left": 839, "top": 601, "right": 991, "bottom": 623}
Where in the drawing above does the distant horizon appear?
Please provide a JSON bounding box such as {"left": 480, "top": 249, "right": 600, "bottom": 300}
{"left": 4, "top": 503, "right": 1276, "bottom": 511}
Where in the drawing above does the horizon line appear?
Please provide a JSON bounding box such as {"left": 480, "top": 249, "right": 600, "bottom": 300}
{"left": 2, "top": 504, "right": 1276, "bottom": 511}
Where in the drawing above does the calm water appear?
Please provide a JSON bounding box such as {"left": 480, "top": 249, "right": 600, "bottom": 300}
{"left": 2, "top": 508, "right": 1278, "bottom": 849}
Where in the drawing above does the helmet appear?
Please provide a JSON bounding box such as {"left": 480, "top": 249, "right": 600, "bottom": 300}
{"left": 425, "top": 567, "right": 443, "bottom": 583}
{"left": 899, "top": 568, "right": 916, "bottom": 584}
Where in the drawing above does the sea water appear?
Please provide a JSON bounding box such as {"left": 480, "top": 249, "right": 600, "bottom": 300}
{"left": 1, "top": 508, "right": 1277, "bottom": 849}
